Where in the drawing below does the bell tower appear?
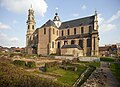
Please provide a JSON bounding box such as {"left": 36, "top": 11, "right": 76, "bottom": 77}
{"left": 26, "top": 5, "right": 36, "bottom": 53}
{"left": 53, "top": 8, "right": 61, "bottom": 28}
{"left": 91, "top": 10, "right": 99, "bottom": 56}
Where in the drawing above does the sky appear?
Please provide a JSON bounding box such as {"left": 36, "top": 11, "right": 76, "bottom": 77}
{"left": 0, "top": 0, "right": 120, "bottom": 47}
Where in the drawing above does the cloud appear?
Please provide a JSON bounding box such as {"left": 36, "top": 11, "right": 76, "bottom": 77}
{"left": 0, "top": 31, "right": 25, "bottom": 47}
{"left": 9, "top": 37, "right": 19, "bottom": 42}
{"left": 98, "top": 10, "right": 120, "bottom": 33}
{"left": 73, "top": 13, "right": 79, "bottom": 17}
{"left": 0, "top": 0, "right": 48, "bottom": 16}
{"left": 81, "top": 5, "right": 87, "bottom": 10}
{"left": 0, "top": 22, "right": 11, "bottom": 29}
{"left": 107, "top": 10, "right": 120, "bottom": 23}
{"left": 100, "top": 23, "right": 116, "bottom": 32}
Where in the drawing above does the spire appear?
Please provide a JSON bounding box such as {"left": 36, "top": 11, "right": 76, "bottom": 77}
{"left": 30, "top": 4, "right": 32, "bottom": 9}
{"left": 95, "top": 10, "right": 97, "bottom": 16}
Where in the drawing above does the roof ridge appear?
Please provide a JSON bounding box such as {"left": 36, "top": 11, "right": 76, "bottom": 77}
{"left": 61, "top": 15, "right": 95, "bottom": 23}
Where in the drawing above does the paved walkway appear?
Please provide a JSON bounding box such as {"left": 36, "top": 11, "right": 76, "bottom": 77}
{"left": 101, "top": 62, "right": 120, "bottom": 87}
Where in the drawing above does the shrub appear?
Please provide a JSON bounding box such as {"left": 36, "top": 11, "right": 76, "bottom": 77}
{"left": 100, "top": 57, "right": 115, "bottom": 62}
{"left": 26, "top": 61, "right": 36, "bottom": 68}
{"left": 45, "top": 61, "right": 60, "bottom": 71}
{"left": 13, "top": 60, "right": 26, "bottom": 67}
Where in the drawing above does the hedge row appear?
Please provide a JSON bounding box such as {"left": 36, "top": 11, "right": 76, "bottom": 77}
{"left": 13, "top": 60, "right": 36, "bottom": 68}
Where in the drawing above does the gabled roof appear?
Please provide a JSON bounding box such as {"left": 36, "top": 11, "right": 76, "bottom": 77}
{"left": 59, "top": 15, "right": 95, "bottom": 29}
{"left": 40, "top": 19, "right": 57, "bottom": 28}
{"left": 61, "top": 44, "right": 82, "bottom": 50}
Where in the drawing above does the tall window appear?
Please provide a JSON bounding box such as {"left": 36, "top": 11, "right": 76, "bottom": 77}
{"left": 81, "top": 27, "right": 84, "bottom": 34}
{"left": 52, "top": 42, "right": 54, "bottom": 48}
{"left": 71, "top": 40, "right": 75, "bottom": 44}
{"left": 67, "top": 29, "right": 70, "bottom": 35}
{"left": 53, "top": 28, "right": 55, "bottom": 34}
{"left": 57, "top": 30, "right": 58, "bottom": 36}
{"left": 44, "top": 28, "right": 46, "bottom": 34}
{"left": 32, "top": 25, "right": 34, "bottom": 29}
{"left": 62, "top": 30, "right": 64, "bottom": 36}
{"left": 28, "top": 25, "right": 30, "bottom": 29}
{"left": 87, "top": 39, "right": 91, "bottom": 47}
{"left": 74, "top": 28, "right": 76, "bottom": 34}
{"left": 79, "top": 40, "right": 83, "bottom": 48}
{"left": 89, "top": 26, "right": 92, "bottom": 33}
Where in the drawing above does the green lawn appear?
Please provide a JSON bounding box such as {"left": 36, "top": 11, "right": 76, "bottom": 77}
{"left": 110, "top": 63, "right": 120, "bottom": 83}
{"left": 51, "top": 64, "right": 87, "bottom": 86}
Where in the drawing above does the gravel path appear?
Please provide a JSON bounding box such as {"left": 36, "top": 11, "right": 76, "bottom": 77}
{"left": 101, "top": 62, "right": 120, "bottom": 87}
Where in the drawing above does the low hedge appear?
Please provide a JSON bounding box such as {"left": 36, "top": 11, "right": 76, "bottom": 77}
{"left": 26, "top": 61, "right": 36, "bottom": 68}
{"left": 13, "top": 60, "right": 36, "bottom": 68}
{"left": 100, "top": 57, "right": 115, "bottom": 62}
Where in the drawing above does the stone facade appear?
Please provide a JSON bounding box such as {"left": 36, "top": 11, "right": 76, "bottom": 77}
{"left": 26, "top": 7, "right": 99, "bottom": 57}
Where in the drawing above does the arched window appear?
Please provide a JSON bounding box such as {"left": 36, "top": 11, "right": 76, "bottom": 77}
{"left": 79, "top": 40, "right": 83, "bottom": 48}
{"left": 32, "top": 25, "right": 34, "bottom": 29}
{"left": 53, "top": 28, "right": 55, "bottom": 34}
{"left": 52, "top": 42, "right": 54, "bottom": 48}
{"left": 71, "top": 40, "right": 75, "bottom": 44}
{"left": 62, "top": 30, "right": 64, "bottom": 36}
{"left": 81, "top": 27, "right": 84, "bottom": 34}
{"left": 28, "top": 25, "right": 30, "bottom": 29}
{"left": 89, "top": 26, "right": 92, "bottom": 33}
{"left": 44, "top": 28, "right": 46, "bottom": 34}
{"left": 67, "top": 29, "right": 69, "bottom": 35}
{"left": 74, "top": 28, "right": 76, "bottom": 34}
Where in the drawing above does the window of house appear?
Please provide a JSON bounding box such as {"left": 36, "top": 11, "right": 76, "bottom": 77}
{"left": 79, "top": 40, "right": 83, "bottom": 48}
{"left": 74, "top": 28, "right": 76, "bottom": 34}
{"left": 67, "top": 29, "right": 70, "bottom": 35}
{"left": 87, "top": 39, "right": 91, "bottom": 47}
{"left": 62, "top": 30, "right": 64, "bottom": 36}
{"left": 53, "top": 28, "right": 55, "bottom": 34}
{"left": 71, "top": 40, "right": 75, "bottom": 44}
{"left": 44, "top": 28, "right": 46, "bottom": 34}
{"left": 81, "top": 27, "right": 84, "bottom": 34}
{"left": 89, "top": 26, "right": 92, "bottom": 33}
{"left": 52, "top": 42, "right": 54, "bottom": 48}
{"left": 32, "top": 25, "right": 34, "bottom": 29}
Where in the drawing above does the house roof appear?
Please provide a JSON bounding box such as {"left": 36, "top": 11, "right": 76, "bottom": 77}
{"left": 39, "top": 15, "right": 95, "bottom": 29}
{"left": 61, "top": 44, "right": 82, "bottom": 50}
{"left": 99, "top": 46, "right": 109, "bottom": 51}
{"left": 59, "top": 15, "right": 95, "bottom": 29}
{"left": 56, "top": 33, "right": 91, "bottom": 41}
{"left": 40, "top": 19, "right": 57, "bottom": 28}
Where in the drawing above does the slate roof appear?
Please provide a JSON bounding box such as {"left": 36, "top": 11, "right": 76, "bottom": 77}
{"left": 59, "top": 15, "right": 95, "bottom": 29}
{"left": 56, "top": 33, "right": 91, "bottom": 41}
{"left": 39, "top": 15, "right": 95, "bottom": 29}
{"left": 61, "top": 44, "right": 82, "bottom": 50}
{"left": 40, "top": 19, "right": 57, "bottom": 28}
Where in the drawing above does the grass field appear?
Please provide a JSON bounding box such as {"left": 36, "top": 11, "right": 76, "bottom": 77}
{"left": 51, "top": 64, "right": 87, "bottom": 86}
{"left": 48, "top": 61, "right": 100, "bottom": 86}
{"left": 110, "top": 63, "right": 120, "bottom": 83}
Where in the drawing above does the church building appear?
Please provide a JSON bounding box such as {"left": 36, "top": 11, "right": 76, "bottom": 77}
{"left": 26, "top": 6, "right": 99, "bottom": 57}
